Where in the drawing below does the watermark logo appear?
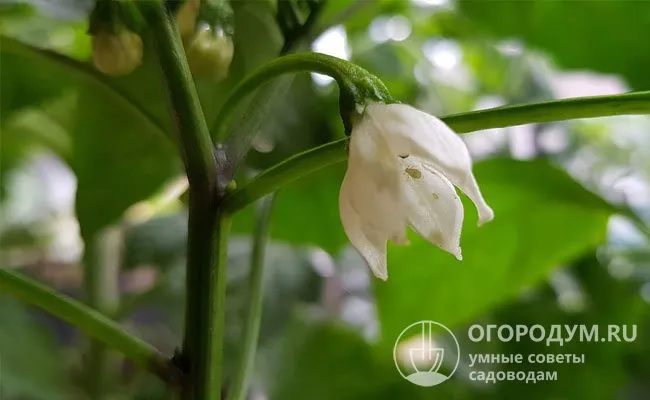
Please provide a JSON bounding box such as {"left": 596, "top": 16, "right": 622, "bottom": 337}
{"left": 393, "top": 320, "right": 460, "bottom": 387}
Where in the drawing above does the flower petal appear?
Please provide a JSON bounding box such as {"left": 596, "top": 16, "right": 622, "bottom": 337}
{"left": 400, "top": 158, "right": 464, "bottom": 260}
{"left": 346, "top": 121, "right": 406, "bottom": 235}
{"left": 339, "top": 173, "right": 390, "bottom": 280}
{"left": 365, "top": 103, "right": 494, "bottom": 225}
{"left": 451, "top": 170, "right": 494, "bottom": 226}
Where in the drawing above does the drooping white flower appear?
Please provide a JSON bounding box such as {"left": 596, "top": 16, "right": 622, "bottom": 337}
{"left": 339, "top": 103, "right": 494, "bottom": 280}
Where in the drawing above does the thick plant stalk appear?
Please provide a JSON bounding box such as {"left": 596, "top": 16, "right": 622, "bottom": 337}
{"left": 144, "top": 2, "right": 228, "bottom": 399}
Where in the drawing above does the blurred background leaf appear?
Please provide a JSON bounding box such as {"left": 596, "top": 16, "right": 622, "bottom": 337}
{"left": 458, "top": 0, "right": 650, "bottom": 90}
{"left": 377, "top": 158, "right": 614, "bottom": 347}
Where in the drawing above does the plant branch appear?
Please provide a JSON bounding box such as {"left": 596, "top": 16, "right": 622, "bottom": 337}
{"left": 0, "top": 267, "right": 182, "bottom": 386}
{"left": 206, "top": 213, "right": 232, "bottom": 400}
{"left": 223, "top": 140, "right": 345, "bottom": 214}
{"left": 222, "top": 90, "right": 650, "bottom": 213}
{"left": 144, "top": 3, "right": 229, "bottom": 399}
{"left": 228, "top": 195, "right": 275, "bottom": 400}
{"left": 145, "top": 2, "right": 217, "bottom": 190}
{"left": 442, "top": 90, "right": 650, "bottom": 133}
{"left": 176, "top": 209, "right": 231, "bottom": 400}
{"left": 210, "top": 52, "right": 392, "bottom": 142}
{"left": 84, "top": 228, "right": 123, "bottom": 397}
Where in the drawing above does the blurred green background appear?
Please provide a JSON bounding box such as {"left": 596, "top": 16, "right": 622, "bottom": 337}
{"left": 1, "top": 0, "right": 650, "bottom": 399}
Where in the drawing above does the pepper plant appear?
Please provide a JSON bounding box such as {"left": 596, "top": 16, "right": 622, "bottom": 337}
{"left": 1, "top": 1, "right": 650, "bottom": 399}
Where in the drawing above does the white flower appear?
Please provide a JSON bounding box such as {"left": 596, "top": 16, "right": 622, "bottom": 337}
{"left": 339, "top": 103, "right": 494, "bottom": 280}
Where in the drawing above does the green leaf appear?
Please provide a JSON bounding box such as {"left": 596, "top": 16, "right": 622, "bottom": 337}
{"left": 490, "top": 256, "right": 647, "bottom": 399}
{"left": 0, "top": 36, "right": 180, "bottom": 240}
{"left": 2, "top": 0, "right": 285, "bottom": 239}
{"left": 0, "top": 36, "right": 78, "bottom": 123}
{"left": 321, "top": 0, "right": 409, "bottom": 36}
{"left": 375, "top": 159, "right": 614, "bottom": 349}
{"left": 230, "top": 0, "right": 283, "bottom": 73}
{"left": 71, "top": 36, "right": 180, "bottom": 240}
{"left": 457, "top": 0, "right": 650, "bottom": 89}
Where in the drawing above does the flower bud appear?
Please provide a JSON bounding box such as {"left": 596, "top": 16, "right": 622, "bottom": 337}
{"left": 92, "top": 28, "right": 143, "bottom": 76}
{"left": 176, "top": 0, "right": 200, "bottom": 39}
{"left": 185, "top": 27, "right": 234, "bottom": 80}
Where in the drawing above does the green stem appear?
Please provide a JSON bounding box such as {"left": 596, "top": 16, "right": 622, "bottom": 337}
{"left": 442, "top": 90, "right": 650, "bottom": 133}
{"left": 180, "top": 193, "right": 218, "bottom": 399}
{"left": 0, "top": 267, "right": 182, "bottom": 386}
{"left": 211, "top": 52, "right": 392, "bottom": 142}
{"left": 144, "top": 3, "right": 228, "bottom": 399}
{"left": 84, "top": 228, "right": 122, "bottom": 398}
{"left": 228, "top": 195, "right": 275, "bottom": 400}
{"left": 209, "top": 213, "right": 233, "bottom": 400}
{"left": 222, "top": 90, "right": 650, "bottom": 213}
{"left": 145, "top": 2, "right": 216, "bottom": 190}
{"left": 180, "top": 208, "right": 231, "bottom": 400}
{"left": 223, "top": 140, "right": 345, "bottom": 214}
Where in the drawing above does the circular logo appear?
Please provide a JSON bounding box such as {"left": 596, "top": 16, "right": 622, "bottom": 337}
{"left": 393, "top": 320, "right": 460, "bottom": 387}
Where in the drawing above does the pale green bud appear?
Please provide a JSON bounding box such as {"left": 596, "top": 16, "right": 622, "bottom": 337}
{"left": 92, "top": 28, "right": 142, "bottom": 76}
{"left": 185, "top": 27, "right": 234, "bottom": 80}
